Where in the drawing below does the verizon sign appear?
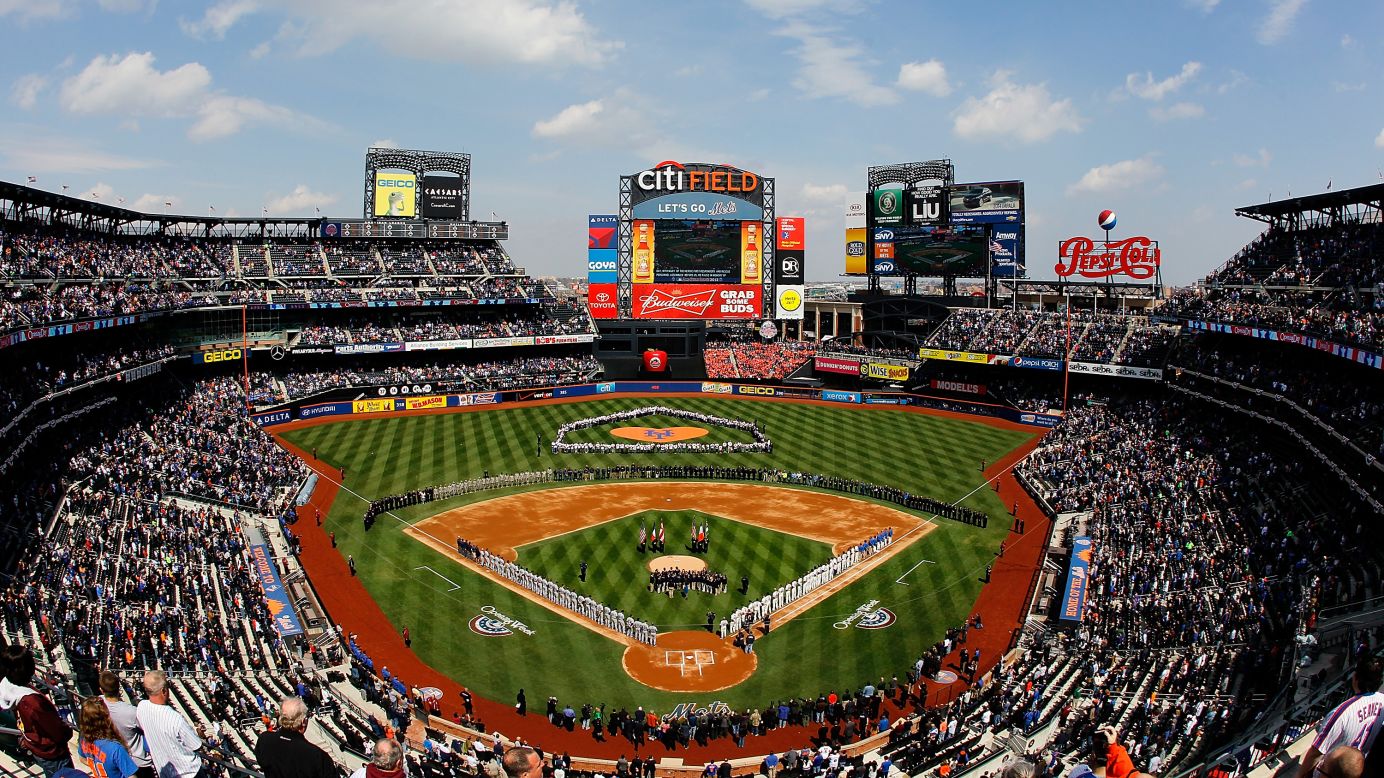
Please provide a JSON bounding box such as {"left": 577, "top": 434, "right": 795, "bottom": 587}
{"left": 631, "top": 284, "right": 761, "bottom": 320}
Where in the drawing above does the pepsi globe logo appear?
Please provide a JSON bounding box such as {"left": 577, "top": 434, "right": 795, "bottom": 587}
{"left": 1098, "top": 209, "right": 1117, "bottom": 231}
{"left": 856, "top": 608, "right": 897, "bottom": 629}
{"left": 468, "top": 615, "right": 514, "bottom": 637}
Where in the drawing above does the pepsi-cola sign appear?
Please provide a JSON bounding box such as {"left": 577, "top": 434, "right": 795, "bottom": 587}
{"left": 1055, "top": 236, "right": 1160, "bottom": 280}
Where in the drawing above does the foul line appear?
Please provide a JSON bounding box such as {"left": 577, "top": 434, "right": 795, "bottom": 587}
{"left": 894, "top": 559, "right": 936, "bottom": 586}
{"left": 415, "top": 565, "right": 461, "bottom": 591}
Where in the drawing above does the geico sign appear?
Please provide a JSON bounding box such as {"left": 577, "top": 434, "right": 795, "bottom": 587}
{"left": 636, "top": 161, "right": 759, "bottom": 194}
{"left": 736, "top": 385, "right": 776, "bottom": 396}
{"left": 378, "top": 179, "right": 414, "bottom": 188}
{"left": 201, "top": 348, "right": 242, "bottom": 363}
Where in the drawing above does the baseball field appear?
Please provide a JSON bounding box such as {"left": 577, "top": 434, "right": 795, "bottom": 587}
{"left": 278, "top": 396, "right": 1035, "bottom": 713}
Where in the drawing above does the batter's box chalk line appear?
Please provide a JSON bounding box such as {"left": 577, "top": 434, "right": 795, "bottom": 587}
{"left": 663, "top": 649, "right": 716, "bottom": 677}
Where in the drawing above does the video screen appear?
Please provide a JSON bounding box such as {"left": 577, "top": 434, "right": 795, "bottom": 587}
{"left": 653, "top": 219, "right": 742, "bottom": 284}
{"left": 893, "top": 225, "right": 989, "bottom": 276}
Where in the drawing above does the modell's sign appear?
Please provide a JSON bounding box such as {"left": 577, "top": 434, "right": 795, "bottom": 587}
{"left": 635, "top": 161, "right": 761, "bottom": 195}
{"left": 1055, "top": 236, "right": 1160, "bottom": 280}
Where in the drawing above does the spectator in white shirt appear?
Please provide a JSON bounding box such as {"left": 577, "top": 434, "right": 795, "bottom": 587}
{"left": 135, "top": 670, "right": 204, "bottom": 778}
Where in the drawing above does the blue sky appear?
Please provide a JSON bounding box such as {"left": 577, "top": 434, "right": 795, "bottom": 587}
{"left": 1, "top": 0, "right": 1381, "bottom": 284}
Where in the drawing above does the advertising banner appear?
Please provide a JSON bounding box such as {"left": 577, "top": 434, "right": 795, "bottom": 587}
{"left": 631, "top": 284, "right": 761, "bottom": 320}
{"left": 845, "top": 227, "right": 867, "bottom": 275}
{"left": 473, "top": 336, "right": 536, "bottom": 349}
{"left": 929, "top": 379, "right": 986, "bottom": 395}
{"left": 453, "top": 392, "right": 501, "bottom": 406}
{"left": 1059, "top": 536, "right": 1093, "bottom": 622}
{"left": 251, "top": 543, "right": 304, "bottom": 636}
{"left": 873, "top": 227, "right": 896, "bottom": 274}
{"left": 949, "top": 180, "right": 1023, "bottom": 225}
{"left": 404, "top": 395, "right": 449, "bottom": 410}
{"left": 776, "top": 250, "right": 804, "bottom": 285}
{"left": 822, "top": 390, "right": 862, "bottom": 404}
{"left": 193, "top": 348, "right": 243, "bottom": 364}
{"left": 421, "top": 174, "right": 464, "bottom": 220}
{"left": 740, "top": 221, "right": 764, "bottom": 285}
{"left": 777, "top": 216, "right": 805, "bottom": 251}
{"left": 906, "top": 186, "right": 948, "bottom": 226}
{"left": 404, "top": 338, "right": 473, "bottom": 352}
{"left": 701, "top": 382, "right": 733, "bottom": 394}
{"left": 1005, "top": 355, "right": 1063, "bottom": 371}
{"left": 989, "top": 226, "right": 1024, "bottom": 278}
{"left": 534, "top": 334, "right": 597, "bottom": 345}
{"left": 631, "top": 192, "right": 763, "bottom": 222}
{"left": 587, "top": 248, "right": 617, "bottom": 284}
{"left": 1067, "top": 362, "right": 1164, "bottom": 380}
{"left": 373, "top": 172, "right": 417, "bottom": 218}
{"left": 845, "top": 193, "right": 867, "bottom": 229}
{"left": 299, "top": 402, "right": 352, "bottom": 419}
{"left": 251, "top": 410, "right": 293, "bottom": 427}
{"left": 334, "top": 343, "right": 405, "bottom": 355}
{"left": 862, "top": 362, "right": 910, "bottom": 381}
{"left": 774, "top": 285, "right": 805, "bottom": 320}
{"left": 632, "top": 220, "right": 656, "bottom": 283}
{"left": 872, "top": 187, "right": 904, "bottom": 225}
{"left": 588, "top": 214, "right": 618, "bottom": 249}
{"left": 815, "top": 356, "right": 863, "bottom": 375}
{"left": 352, "top": 399, "right": 396, "bottom": 414}
{"left": 587, "top": 284, "right": 619, "bottom": 319}
{"left": 918, "top": 347, "right": 992, "bottom": 364}
{"left": 1055, "top": 237, "right": 1160, "bottom": 280}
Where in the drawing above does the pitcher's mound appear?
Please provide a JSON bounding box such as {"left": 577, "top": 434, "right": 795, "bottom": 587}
{"left": 611, "top": 426, "right": 709, "bottom": 443}
{"left": 647, "top": 555, "right": 707, "bottom": 573}
{"left": 623, "top": 631, "right": 756, "bottom": 692}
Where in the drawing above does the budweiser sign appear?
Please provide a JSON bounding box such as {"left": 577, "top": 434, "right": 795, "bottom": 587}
{"left": 1055, "top": 236, "right": 1160, "bottom": 280}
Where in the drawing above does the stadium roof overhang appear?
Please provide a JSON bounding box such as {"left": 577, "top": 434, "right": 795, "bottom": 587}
{"left": 1235, "top": 183, "right": 1384, "bottom": 225}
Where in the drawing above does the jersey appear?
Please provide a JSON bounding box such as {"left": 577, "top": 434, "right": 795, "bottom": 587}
{"left": 81, "top": 738, "right": 139, "bottom": 778}
{"left": 1312, "top": 691, "right": 1384, "bottom": 753}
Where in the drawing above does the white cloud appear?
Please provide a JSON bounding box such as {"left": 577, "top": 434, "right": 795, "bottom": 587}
{"left": 0, "top": 0, "right": 70, "bottom": 21}
{"left": 1376, "top": 128, "right": 1384, "bottom": 149}
{"left": 133, "top": 194, "right": 178, "bottom": 211}
{"left": 674, "top": 65, "right": 703, "bottom": 78}
{"left": 1233, "top": 148, "right": 1272, "bottom": 167}
{"left": 1333, "top": 82, "right": 1366, "bottom": 92}
{"left": 10, "top": 74, "right": 48, "bottom": 109}
{"left": 183, "top": 0, "right": 618, "bottom": 67}
{"left": 953, "top": 71, "right": 1083, "bottom": 144}
{"left": 532, "top": 99, "right": 605, "bottom": 139}
{"left": 1236, "top": 178, "right": 1258, "bottom": 191}
{"left": 1067, "top": 156, "right": 1165, "bottom": 194}
{"left": 0, "top": 135, "right": 157, "bottom": 173}
{"left": 897, "top": 59, "right": 951, "bottom": 97}
{"left": 60, "top": 52, "right": 212, "bottom": 116}
{"left": 744, "top": 0, "right": 846, "bottom": 17}
{"left": 1340, "top": 34, "right": 1355, "bottom": 48}
{"left": 776, "top": 21, "right": 896, "bottom": 106}
{"left": 97, "top": 0, "right": 155, "bottom": 10}
{"left": 1216, "top": 70, "right": 1249, "bottom": 94}
{"left": 59, "top": 51, "right": 329, "bottom": 142}
{"left": 84, "top": 182, "right": 116, "bottom": 201}
{"left": 529, "top": 89, "right": 724, "bottom": 161}
{"left": 800, "top": 183, "right": 848, "bottom": 203}
{"left": 369, "top": 139, "right": 399, "bottom": 149}
{"left": 249, "top": 41, "right": 271, "bottom": 59}
{"left": 265, "top": 184, "right": 337, "bottom": 215}
{"left": 1124, "top": 61, "right": 1201, "bottom": 100}
{"left": 1149, "top": 101, "right": 1205, "bottom": 121}
{"left": 1184, "top": 0, "right": 1220, "bottom": 11}
{"left": 1257, "top": 0, "right": 1307, "bottom": 44}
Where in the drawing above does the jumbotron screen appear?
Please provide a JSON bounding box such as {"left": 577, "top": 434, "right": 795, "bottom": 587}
{"left": 875, "top": 224, "right": 989, "bottom": 277}
{"left": 652, "top": 219, "right": 743, "bottom": 284}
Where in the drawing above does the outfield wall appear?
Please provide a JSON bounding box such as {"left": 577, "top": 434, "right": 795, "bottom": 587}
{"left": 251, "top": 380, "right": 1063, "bottom": 429}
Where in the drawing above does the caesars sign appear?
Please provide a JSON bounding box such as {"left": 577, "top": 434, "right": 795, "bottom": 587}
{"left": 374, "top": 172, "right": 417, "bottom": 218}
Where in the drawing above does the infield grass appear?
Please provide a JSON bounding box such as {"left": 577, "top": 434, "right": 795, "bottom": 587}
{"left": 280, "top": 396, "right": 1033, "bottom": 713}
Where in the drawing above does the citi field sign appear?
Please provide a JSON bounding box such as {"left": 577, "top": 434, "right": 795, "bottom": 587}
{"left": 635, "top": 161, "right": 761, "bottom": 196}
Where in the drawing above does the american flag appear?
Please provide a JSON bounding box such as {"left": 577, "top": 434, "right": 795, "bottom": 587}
{"left": 989, "top": 239, "right": 1004, "bottom": 254}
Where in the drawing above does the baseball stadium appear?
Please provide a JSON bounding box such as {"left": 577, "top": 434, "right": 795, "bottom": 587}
{"left": 1, "top": 6, "right": 1383, "bottom": 778}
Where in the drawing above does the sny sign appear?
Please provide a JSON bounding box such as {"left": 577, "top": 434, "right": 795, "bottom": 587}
{"left": 1055, "top": 236, "right": 1160, "bottom": 280}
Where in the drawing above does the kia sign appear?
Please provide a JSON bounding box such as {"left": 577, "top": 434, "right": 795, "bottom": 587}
{"left": 1055, "top": 236, "right": 1160, "bottom": 280}
{"left": 631, "top": 284, "right": 761, "bottom": 320}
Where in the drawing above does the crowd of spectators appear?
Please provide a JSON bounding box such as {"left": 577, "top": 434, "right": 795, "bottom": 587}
{"left": 1162, "top": 287, "right": 1383, "bottom": 353}
{"left": 0, "top": 341, "right": 174, "bottom": 419}
{"left": 704, "top": 339, "right": 816, "bottom": 381}
{"left": 269, "top": 354, "right": 602, "bottom": 402}
{"left": 925, "top": 308, "right": 1177, "bottom": 367}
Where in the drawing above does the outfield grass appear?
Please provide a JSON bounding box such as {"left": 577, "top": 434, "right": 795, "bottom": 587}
{"left": 280, "top": 397, "right": 1033, "bottom": 712}
{"left": 517, "top": 509, "right": 834, "bottom": 630}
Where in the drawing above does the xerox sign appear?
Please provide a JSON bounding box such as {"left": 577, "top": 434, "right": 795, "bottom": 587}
{"left": 631, "top": 284, "right": 761, "bottom": 320}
